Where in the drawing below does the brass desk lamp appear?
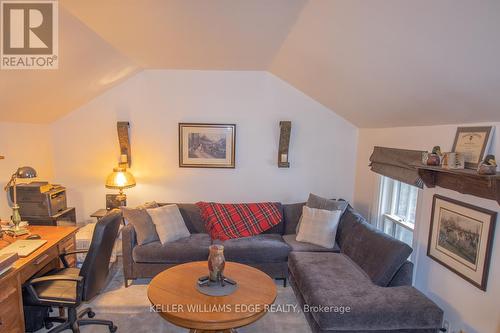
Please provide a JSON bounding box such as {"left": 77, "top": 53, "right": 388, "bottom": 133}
{"left": 4, "top": 166, "right": 37, "bottom": 233}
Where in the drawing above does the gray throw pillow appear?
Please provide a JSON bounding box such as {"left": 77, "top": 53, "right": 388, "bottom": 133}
{"left": 121, "top": 202, "right": 160, "bottom": 245}
{"left": 296, "top": 206, "right": 342, "bottom": 248}
{"left": 146, "top": 204, "right": 190, "bottom": 245}
{"left": 296, "top": 193, "right": 348, "bottom": 233}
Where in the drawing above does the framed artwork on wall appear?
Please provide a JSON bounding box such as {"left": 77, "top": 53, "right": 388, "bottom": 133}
{"left": 179, "top": 123, "right": 236, "bottom": 168}
{"left": 451, "top": 126, "right": 494, "bottom": 169}
{"left": 427, "top": 195, "right": 497, "bottom": 291}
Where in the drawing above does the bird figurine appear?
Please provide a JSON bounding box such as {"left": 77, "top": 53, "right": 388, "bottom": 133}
{"left": 431, "top": 146, "right": 442, "bottom": 155}
{"left": 477, "top": 154, "right": 497, "bottom": 175}
{"left": 427, "top": 146, "right": 442, "bottom": 166}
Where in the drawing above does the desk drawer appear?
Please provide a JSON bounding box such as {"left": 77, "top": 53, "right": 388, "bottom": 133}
{"left": 20, "top": 246, "right": 58, "bottom": 282}
{"left": 0, "top": 275, "right": 23, "bottom": 333}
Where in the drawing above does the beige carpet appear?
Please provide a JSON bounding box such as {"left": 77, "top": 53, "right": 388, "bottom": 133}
{"left": 37, "top": 261, "right": 311, "bottom": 333}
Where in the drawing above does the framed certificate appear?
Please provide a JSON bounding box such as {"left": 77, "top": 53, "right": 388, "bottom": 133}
{"left": 452, "top": 126, "right": 493, "bottom": 169}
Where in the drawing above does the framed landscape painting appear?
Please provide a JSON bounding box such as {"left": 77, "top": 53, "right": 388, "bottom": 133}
{"left": 428, "top": 195, "right": 496, "bottom": 290}
{"left": 179, "top": 123, "right": 236, "bottom": 168}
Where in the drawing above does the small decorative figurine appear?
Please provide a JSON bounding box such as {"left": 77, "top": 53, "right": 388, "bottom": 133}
{"left": 477, "top": 154, "right": 497, "bottom": 175}
{"left": 421, "top": 151, "right": 429, "bottom": 165}
{"left": 426, "top": 146, "right": 442, "bottom": 166}
{"left": 441, "top": 152, "right": 465, "bottom": 169}
{"left": 432, "top": 146, "right": 442, "bottom": 155}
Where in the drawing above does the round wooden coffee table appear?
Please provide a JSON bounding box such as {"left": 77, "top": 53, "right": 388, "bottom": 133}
{"left": 148, "top": 261, "right": 277, "bottom": 333}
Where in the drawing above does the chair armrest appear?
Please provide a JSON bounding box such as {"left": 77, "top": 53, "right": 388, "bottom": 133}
{"left": 59, "top": 249, "right": 89, "bottom": 268}
{"left": 30, "top": 274, "right": 83, "bottom": 284}
{"left": 121, "top": 223, "right": 137, "bottom": 279}
{"left": 25, "top": 274, "right": 84, "bottom": 304}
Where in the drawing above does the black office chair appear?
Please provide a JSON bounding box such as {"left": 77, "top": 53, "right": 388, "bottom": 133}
{"left": 24, "top": 210, "right": 122, "bottom": 333}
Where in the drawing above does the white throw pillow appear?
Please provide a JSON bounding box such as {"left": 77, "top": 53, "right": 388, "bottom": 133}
{"left": 146, "top": 204, "right": 190, "bottom": 245}
{"left": 296, "top": 206, "right": 341, "bottom": 249}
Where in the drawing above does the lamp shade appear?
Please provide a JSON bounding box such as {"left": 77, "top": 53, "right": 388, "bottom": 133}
{"left": 16, "top": 166, "right": 37, "bottom": 179}
{"left": 105, "top": 167, "right": 136, "bottom": 189}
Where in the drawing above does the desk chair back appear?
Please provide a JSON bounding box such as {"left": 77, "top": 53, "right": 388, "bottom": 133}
{"left": 79, "top": 210, "right": 121, "bottom": 301}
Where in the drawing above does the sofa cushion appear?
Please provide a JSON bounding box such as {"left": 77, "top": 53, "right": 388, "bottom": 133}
{"left": 307, "top": 193, "right": 347, "bottom": 212}
{"left": 121, "top": 203, "right": 160, "bottom": 245}
{"left": 337, "top": 206, "right": 413, "bottom": 286}
{"left": 296, "top": 206, "right": 342, "bottom": 248}
{"left": 296, "top": 194, "right": 348, "bottom": 233}
{"left": 176, "top": 204, "right": 206, "bottom": 233}
{"left": 147, "top": 204, "right": 190, "bottom": 245}
{"left": 283, "top": 202, "right": 305, "bottom": 235}
{"left": 283, "top": 234, "right": 340, "bottom": 253}
{"left": 336, "top": 205, "right": 360, "bottom": 249}
{"left": 288, "top": 252, "right": 443, "bottom": 331}
{"left": 132, "top": 234, "right": 211, "bottom": 263}
{"left": 216, "top": 234, "right": 290, "bottom": 264}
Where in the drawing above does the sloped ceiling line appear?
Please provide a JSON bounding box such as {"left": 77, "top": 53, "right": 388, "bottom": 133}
{"left": 1, "top": 0, "right": 499, "bottom": 128}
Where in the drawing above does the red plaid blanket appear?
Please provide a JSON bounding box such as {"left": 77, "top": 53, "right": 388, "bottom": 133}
{"left": 196, "top": 202, "right": 283, "bottom": 241}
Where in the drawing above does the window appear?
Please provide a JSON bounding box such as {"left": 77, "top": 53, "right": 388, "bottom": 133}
{"left": 376, "top": 176, "right": 419, "bottom": 248}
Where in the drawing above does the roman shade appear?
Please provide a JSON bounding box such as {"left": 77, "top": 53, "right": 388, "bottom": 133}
{"left": 369, "top": 146, "right": 424, "bottom": 188}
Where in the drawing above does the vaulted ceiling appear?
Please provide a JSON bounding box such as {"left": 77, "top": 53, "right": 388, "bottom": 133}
{"left": 0, "top": 7, "right": 139, "bottom": 123}
{"left": 1, "top": 0, "right": 499, "bottom": 127}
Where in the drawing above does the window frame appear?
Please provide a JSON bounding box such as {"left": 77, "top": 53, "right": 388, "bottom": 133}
{"left": 374, "top": 175, "right": 421, "bottom": 263}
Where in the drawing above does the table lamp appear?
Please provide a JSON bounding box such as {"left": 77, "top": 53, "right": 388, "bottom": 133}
{"left": 105, "top": 166, "right": 136, "bottom": 207}
{"left": 4, "top": 166, "right": 37, "bottom": 233}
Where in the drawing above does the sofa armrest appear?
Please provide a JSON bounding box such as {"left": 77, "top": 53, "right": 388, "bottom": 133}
{"left": 122, "top": 223, "right": 137, "bottom": 279}
{"left": 388, "top": 260, "right": 414, "bottom": 287}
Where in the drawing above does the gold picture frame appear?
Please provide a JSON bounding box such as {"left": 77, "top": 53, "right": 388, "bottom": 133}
{"left": 451, "top": 126, "right": 493, "bottom": 169}
{"left": 428, "top": 195, "right": 496, "bottom": 291}
{"left": 179, "top": 123, "right": 236, "bottom": 168}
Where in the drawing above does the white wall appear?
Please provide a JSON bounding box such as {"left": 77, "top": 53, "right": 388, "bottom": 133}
{"left": 50, "top": 70, "right": 358, "bottom": 222}
{"left": 0, "top": 122, "right": 54, "bottom": 219}
{"left": 354, "top": 123, "right": 500, "bottom": 333}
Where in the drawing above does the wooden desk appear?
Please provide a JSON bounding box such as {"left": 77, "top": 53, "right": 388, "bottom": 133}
{"left": 0, "top": 226, "right": 78, "bottom": 333}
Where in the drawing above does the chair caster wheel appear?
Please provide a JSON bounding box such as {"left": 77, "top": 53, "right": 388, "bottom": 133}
{"left": 45, "top": 322, "right": 54, "bottom": 329}
{"left": 109, "top": 325, "right": 118, "bottom": 332}
{"left": 88, "top": 310, "right": 95, "bottom": 318}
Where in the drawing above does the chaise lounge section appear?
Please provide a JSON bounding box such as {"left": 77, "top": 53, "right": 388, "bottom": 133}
{"left": 288, "top": 206, "right": 444, "bottom": 332}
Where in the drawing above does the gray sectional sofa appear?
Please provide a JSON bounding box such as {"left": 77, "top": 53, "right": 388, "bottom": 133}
{"left": 122, "top": 202, "right": 443, "bottom": 332}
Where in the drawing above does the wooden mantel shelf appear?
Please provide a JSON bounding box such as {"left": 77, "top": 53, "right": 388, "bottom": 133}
{"left": 416, "top": 165, "right": 500, "bottom": 205}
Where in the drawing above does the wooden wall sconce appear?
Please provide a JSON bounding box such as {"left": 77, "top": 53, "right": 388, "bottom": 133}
{"left": 117, "top": 121, "right": 131, "bottom": 167}
{"left": 278, "top": 121, "right": 291, "bottom": 168}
